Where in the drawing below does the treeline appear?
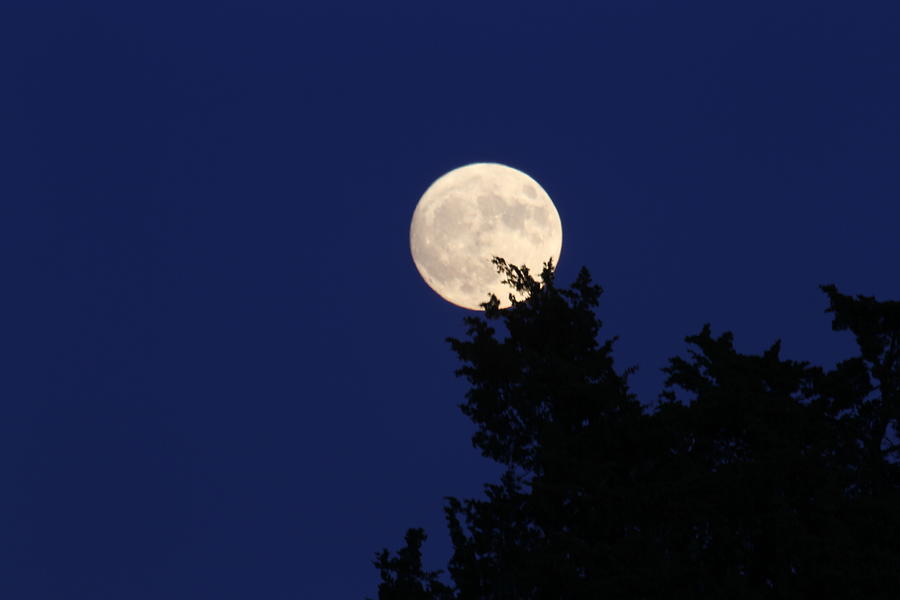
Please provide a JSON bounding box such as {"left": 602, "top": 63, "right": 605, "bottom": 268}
{"left": 370, "top": 259, "right": 900, "bottom": 599}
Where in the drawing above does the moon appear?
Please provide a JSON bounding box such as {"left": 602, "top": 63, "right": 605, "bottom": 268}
{"left": 410, "top": 163, "right": 563, "bottom": 310}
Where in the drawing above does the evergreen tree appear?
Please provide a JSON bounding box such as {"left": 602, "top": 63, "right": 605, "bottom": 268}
{"left": 368, "top": 528, "right": 454, "bottom": 600}
{"left": 370, "top": 260, "right": 900, "bottom": 599}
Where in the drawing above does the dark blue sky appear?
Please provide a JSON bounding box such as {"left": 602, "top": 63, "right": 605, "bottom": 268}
{"left": 4, "top": 1, "right": 900, "bottom": 598}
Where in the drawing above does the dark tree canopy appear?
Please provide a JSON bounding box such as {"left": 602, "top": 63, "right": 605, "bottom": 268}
{"left": 370, "top": 259, "right": 900, "bottom": 599}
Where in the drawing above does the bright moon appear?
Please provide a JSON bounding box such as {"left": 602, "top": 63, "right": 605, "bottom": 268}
{"left": 410, "top": 163, "right": 563, "bottom": 311}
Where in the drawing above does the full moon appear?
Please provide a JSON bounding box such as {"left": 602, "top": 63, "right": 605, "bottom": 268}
{"left": 410, "top": 163, "right": 563, "bottom": 310}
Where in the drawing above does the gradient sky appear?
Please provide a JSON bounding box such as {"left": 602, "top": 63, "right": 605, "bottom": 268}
{"left": 4, "top": 1, "right": 900, "bottom": 598}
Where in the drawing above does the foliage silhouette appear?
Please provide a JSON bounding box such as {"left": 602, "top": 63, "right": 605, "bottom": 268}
{"left": 370, "top": 528, "right": 454, "bottom": 600}
{"left": 370, "top": 259, "right": 900, "bottom": 599}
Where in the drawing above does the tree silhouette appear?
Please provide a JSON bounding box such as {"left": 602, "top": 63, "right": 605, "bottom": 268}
{"left": 371, "top": 259, "right": 900, "bottom": 599}
{"left": 369, "top": 528, "right": 454, "bottom": 600}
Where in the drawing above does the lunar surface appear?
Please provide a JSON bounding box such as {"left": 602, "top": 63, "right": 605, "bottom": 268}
{"left": 410, "top": 163, "right": 563, "bottom": 310}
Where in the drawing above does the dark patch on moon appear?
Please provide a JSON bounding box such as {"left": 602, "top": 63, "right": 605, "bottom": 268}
{"left": 477, "top": 193, "right": 506, "bottom": 219}
{"left": 501, "top": 203, "right": 527, "bottom": 230}
{"left": 434, "top": 200, "right": 467, "bottom": 230}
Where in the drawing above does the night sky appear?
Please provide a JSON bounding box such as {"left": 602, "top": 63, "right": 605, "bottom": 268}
{"left": 4, "top": 2, "right": 900, "bottom": 598}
